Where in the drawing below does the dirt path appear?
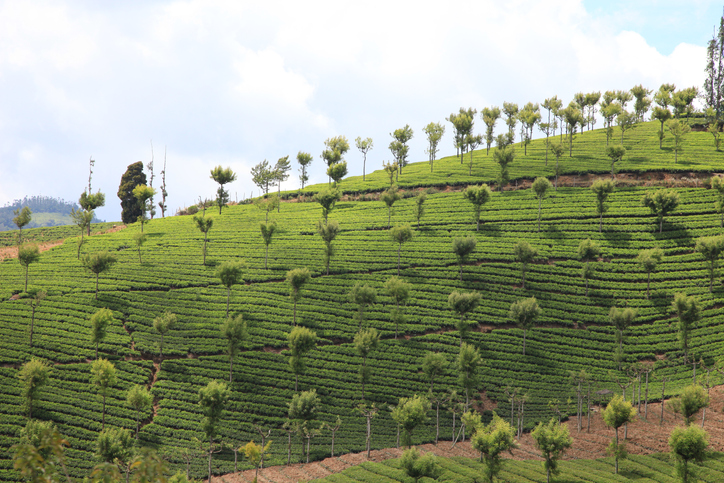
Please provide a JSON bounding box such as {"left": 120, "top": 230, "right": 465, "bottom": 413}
{"left": 215, "top": 386, "right": 724, "bottom": 483}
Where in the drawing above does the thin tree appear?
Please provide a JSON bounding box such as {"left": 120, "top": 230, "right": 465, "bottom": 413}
{"left": 286, "top": 267, "right": 311, "bottom": 325}
{"left": 448, "top": 291, "right": 481, "bottom": 346}
{"left": 355, "top": 137, "right": 373, "bottom": 181}
{"left": 13, "top": 206, "right": 32, "bottom": 245}
{"left": 17, "top": 244, "right": 40, "bottom": 292}
{"left": 95, "top": 426, "right": 134, "bottom": 483}
{"left": 321, "top": 135, "right": 350, "bottom": 185}
{"left": 216, "top": 260, "right": 243, "bottom": 317}
{"left": 591, "top": 178, "right": 616, "bottom": 232}
{"left": 550, "top": 142, "right": 565, "bottom": 190}
{"left": 463, "top": 184, "right": 492, "bottom": 231}
{"left": 457, "top": 343, "right": 481, "bottom": 411}
{"left": 70, "top": 207, "right": 94, "bottom": 259}
{"left": 413, "top": 191, "right": 426, "bottom": 229}
{"left": 153, "top": 312, "right": 177, "bottom": 359}
{"left": 617, "top": 110, "right": 636, "bottom": 145}
{"left": 313, "top": 187, "right": 340, "bottom": 224}
{"left": 531, "top": 177, "right": 552, "bottom": 232}
{"left": 509, "top": 297, "right": 541, "bottom": 355}
{"left": 23, "top": 288, "right": 46, "bottom": 348}
{"left": 325, "top": 415, "right": 343, "bottom": 458}
{"left": 210, "top": 166, "right": 237, "bottom": 214}
{"left": 193, "top": 214, "right": 213, "bottom": 265}
{"left": 672, "top": 293, "right": 701, "bottom": 363}
{"left": 711, "top": 176, "right": 724, "bottom": 228}
{"left": 90, "top": 308, "right": 115, "bottom": 360}
{"left": 669, "top": 425, "right": 709, "bottom": 483}
{"left": 695, "top": 235, "right": 724, "bottom": 292}
{"left": 602, "top": 395, "right": 636, "bottom": 474}
{"left": 610, "top": 307, "right": 636, "bottom": 369}
{"left": 384, "top": 275, "right": 411, "bottom": 338}
{"left": 273, "top": 155, "right": 291, "bottom": 210}
{"left": 126, "top": 385, "right": 153, "bottom": 439}
{"left": 465, "top": 133, "right": 483, "bottom": 174}
{"left": 288, "top": 326, "right": 317, "bottom": 391}
{"left": 493, "top": 137, "right": 516, "bottom": 191}
{"left": 17, "top": 358, "right": 51, "bottom": 419}
{"left": 390, "top": 394, "right": 431, "bottom": 448}
{"left": 531, "top": 418, "right": 573, "bottom": 483}
{"left": 133, "top": 233, "right": 147, "bottom": 263}
{"left": 605, "top": 146, "right": 626, "bottom": 179}
{"left": 350, "top": 283, "right": 377, "bottom": 329}
{"left": 667, "top": 119, "right": 691, "bottom": 163}
{"left": 390, "top": 225, "right": 413, "bottom": 275}
{"left": 514, "top": 240, "right": 537, "bottom": 289}
{"left": 251, "top": 159, "right": 274, "bottom": 195}
{"left": 260, "top": 221, "right": 277, "bottom": 269}
{"left": 243, "top": 440, "right": 272, "bottom": 482}
{"left": 198, "top": 380, "right": 229, "bottom": 483}
{"left": 380, "top": 185, "right": 402, "bottom": 229}
{"left": 422, "top": 352, "right": 448, "bottom": 393}
{"left": 356, "top": 402, "right": 378, "bottom": 458}
{"left": 471, "top": 414, "right": 517, "bottom": 483}
{"left": 327, "top": 161, "right": 348, "bottom": 187}
{"left": 423, "top": 122, "right": 445, "bottom": 171}
{"left": 452, "top": 236, "right": 476, "bottom": 281}
{"left": 667, "top": 385, "right": 709, "bottom": 426}
{"left": 317, "top": 220, "right": 340, "bottom": 275}
{"left": 132, "top": 185, "right": 156, "bottom": 232}
{"left": 255, "top": 194, "right": 279, "bottom": 222}
{"left": 481, "top": 106, "right": 502, "bottom": 154}
{"left": 637, "top": 247, "right": 663, "bottom": 298}
{"left": 297, "top": 151, "right": 313, "bottom": 189}
{"left": 91, "top": 358, "right": 117, "bottom": 431}
{"left": 354, "top": 328, "right": 380, "bottom": 400}
{"left": 220, "top": 314, "right": 247, "bottom": 382}
{"left": 578, "top": 239, "right": 601, "bottom": 296}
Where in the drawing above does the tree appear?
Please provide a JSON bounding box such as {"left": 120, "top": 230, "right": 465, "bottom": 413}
{"left": 288, "top": 389, "right": 321, "bottom": 463}
{"left": 642, "top": 189, "right": 680, "bottom": 233}
{"left": 631, "top": 84, "right": 652, "bottom": 121}
{"left": 82, "top": 252, "right": 118, "bottom": 300}
{"left": 354, "top": 328, "right": 380, "bottom": 399}
{"left": 327, "top": 161, "right": 348, "bottom": 187}
{"left": 286, "top": 267, "right": 311, "bottom": 325}
{"left": 273, "top": 155, "right": 291, "bottom": 206}
{"left": 193, "top": 214, "right": 213, "bottom": 265}
{"left": 21, "top": 288, "right": 46, "bottom": 348}
{"left": 578, "top": 239, "right": 600, "bottom": 296}
{"left": 321, "top": 136, "right": 350, "bottom": 185}
{"left": 465, "top": 133, "right": 483, "bottom": 174}
{"left": 561, "top": 104, "right": 584, "bottom": 156}
{"left": 70, "top": 207, "right": 94, "bottom": 258}
{"left": 609, "top": 307, "right": 636, "bottom": 369}
{"left": 423, "top": 122, "right": 445, "bottom": 171}
{"left": 531, "top": 177, "right": 552, "bottom": 232}
{"left": 391, "top": 395, "right": 431, "bottom": 448}
{"left": 383, "top": 161, "right": 398, "bottom": 185}
{"left": 91, "top": 358, "right": 117, "bottom": 431}
{"left": 356, "top": 403, "right": 379, "bottom": 458}
{"left": 325, "top": 415, "right": 343, "bottom": 458}
{"left": 96, "top": 427, "right": 134, "bottom": 483}
{"left": 514, "top": 240, "right": 537, "bottom": 289}
{"left": 550, "top": 142, "right": 565, "bottom": 190}
{"left": 355, "top": 136, "right": 374, "bottom": 180}
{"left": 349, "top": 283, "right": 377, "bottom": 329}
{"left": 652, "top": 93, "right": 674, "bottom": 148}
{"left": 390, "top": 225, "right": 413, "bottom": 275}
{"left": 17, "top": 243, "right": 40, "bottom": 292}
{"left": 317, "top": 219, "right": 340, "bottom": 275}
{"left": 471, "top": 414, "right": 517, "bottom": 483}
{"left": 668, "top": 385, "right": 709, "bottom": 427}
{"left": 126, "top": 385, "right": 153, "bottom": 440}
{"left": 157, "top": 150, "right": 168, "bottom": 218}
{"left": 243, "top": 440, "right": 272, "bottom": 482}
{"left": 672, "top": 293, "right": 701, "bottom": 364}
{"left": 637, "top": 247, "right": 663, "bottom": 299}
{"left": 13, "top": 206, "right": 32, "bottom": 245}
{"left": 259, "top": 221, "right": 277, "bottom": 269}
{"left": 220, "top": 315, "right": 247, "bottom": 382}
{"left": 422, "top": 352, "right": 447, "bottom": 393}
{"left": 399, "top": 447, "right": 440, "bottom": 483}
{"left": 413, "top": 191, "right": 426, "bottom": 229}
{"left": 502, "top": 102, "right": 519, "bottom": 144}
{"left": 314, "top": 187, "right": 341, "bottom": 224}
{"left": 210, "top": 166, "right": 237, "bottom": 214}
{"left": 251, "top": 159, "right": 274, "bottom": 195}
{"left": 493, "top": 139, "right": 515, "bottom": 190}
{"left": 509, "top": 297, "right": 541, "bottom": 355}
{"left": 18, "top": 358, "right": 51, "bottom": 419}
{"left": 447, "top": 110, "right": 474, "bottom": 164}
{"left": 216, "top": 260, "right": 244, "bottom": 317}
{"left": 518, "top": 102, "right": 540, "bottom": 155}
{"left": 448, "top": 291, "right": 481, "bottom": 346}
{"left": 601, "top": 100, "right": 622, "bottom": 146}
{"left": 198, "top": 380, "right": 229, "bottom": 483}
{"left": 585, "top": 91, "right": 601, "bottom": 130}
{"left": 695, "top": 235, "right": 724, "bottom": 292}
{"left": 255, "top": 194, "right": 280, "bottom": 222}
{"left": 384, "top": 275, "right": 411, "bottom": 338}
{"left": 540, "top": 97, "right": 562, "bottom": 164}
{"left": 604, "top": 145, "right": 626, "bottom": 180}
{"left": 288, "top": 326, "right": 317, "bottom": 391}
{"left": 133, "top": 233, "right": 147, "bottom": 264}
{"left": 669, "top": 424, "right": 709, "bottom": 483}
{"left": 667, "top": 119, "right": 691, "bottom": 163}
{"left": 457, "top": 343, "right": 481, "bottom": 410}
{"left": 297, "top": 151, "right": 313, "bottom": 189}
{"left": 79, "top": 191, "right": 105, "bottom": 235}
{"left": 602, "top": 395, "right": 636, "bottom": 474}
{"left": 153, "top": 311, "right": 177, "bottom": 359}
{"left": 711, "top": 177, "right": 724, "bottom": 228}
{"left": 481, "top": 106, "right": 501, "bottom": 154}
{"left": 452, "top": 236, "right": 476, "bottom": 281}
{"left": 380, "top": 185, "right": 402, "bottom": 228}
{"left": 531, "top": 419, "right": 573, "bottom": 483}
{"left": 132, "top": 185, "right": 156, "bottom": 232}
{"left": 591, "top": 178, "right": 616, "bottom": 232}
{"left": 706, "top": 107, "right": 722, "bottom": 150}
{"left": 90, "top": 308, "right": 115, "bottom": 360}
{"left": 118, "top": 162, "right": 147, "bottom": 225}
{"left": 463, "top": 184, "right": 492, "bottom": 231}
{"left": 672, "top": 87, "right": 699, "bottom": 118}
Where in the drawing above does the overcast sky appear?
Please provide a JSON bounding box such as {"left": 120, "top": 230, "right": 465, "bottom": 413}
{"left": 0, "top": 0, "right": 719, "bottom": 222}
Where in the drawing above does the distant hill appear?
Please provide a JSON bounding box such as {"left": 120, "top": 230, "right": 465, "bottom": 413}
{"left": 0, "top": 195, "right": 103, "bottom": 231}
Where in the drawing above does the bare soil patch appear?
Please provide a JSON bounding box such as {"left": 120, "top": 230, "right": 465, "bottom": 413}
{"left": 0, "top": 240, "right": 64, "bottom": 262}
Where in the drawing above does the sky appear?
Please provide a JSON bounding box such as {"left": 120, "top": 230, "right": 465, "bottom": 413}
{"left": 0, "top": 0, "right": 719, "bottom": 222}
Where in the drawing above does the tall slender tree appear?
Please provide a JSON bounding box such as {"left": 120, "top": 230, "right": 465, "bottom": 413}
{"left": 509, "top": 297, "right": 541, "bottom": 355}
{"left": 384, "top": 275, "right": 411, "bottom": 338}
{"left": 350, "top": 283, "right": 377, "bottom": 329}
{"left": 118, "top": 162, "right": 147, "bottom": 224}
{"left": 637, "top": 247, "right": 663, "bottom": 299}
{"left": 390, "top": 225, "right": 413, "bottom": 275}
{"left": 13, "top": 206, "right": 32, "bottom": 245}
{"left": 286, "top": 267, "right": 311, "bottom": 325}
{"left": 260, "top": 221, "right": 277, "bottom": 269}
{"left": 610, "top": 307, "right": 636, "bottom": 369}
{"left": 297, "top": 151, "right": 313, "bottom": 189}
{"left": 17, "top": 244, "right": 40, "bottom": 292}
{"left": 91, "top": 358, "right": 117, "bottom": 431}
{"left": 314, "top": 187, "right": 341, "bottom": 224}
{"left": 355, "top": 137, "right": 374, "bottom": 181}
{"left": 531, "top": 177, "right": 552, "bottom": 232}
{"left": 578, "top": 239, "right": 601, "bottom": 296}
{"left": 457, "top": 343, "right": 481, "bottom": 411}
{"left": 216, "top": 260, "right": 244, "bottom": 317}
{"left": 273, "top": 156, "right": 291, "bottom": 209}
{"left": 317, "top": 220, "right": 340, "bottom": 275}
{"left": 288, "top": 326, "right": 317, "bottom": 391}
{"left": 423, "top": 122, "right": 445, "bottom": 171}
{"left": 381, "top": 185, "right": 402, "bottom": 229}
{"left": 602, "top": 395, "right": 636, "bottom": 474}
{"left": 463, "top": 184, "right": 492, "bottom": 231}
{"left": 531, "top": 418, "right": 573, "bottom": 483}
{"left": 695, "top": 235, "right": 724, "bottom": 292}
{"left": 514, "top": 240, "right": 537, "bottom": 289}
{"left": 591, "top": 178, "right": 616, "bottom": 232}
{"left": 18, "top": 358, "right": 51, "bottom": 419}
{"left": 354, "top": 328, "right": 380, "bottom": 400}
{"left": 82, "top": 252, "right": 117, "bottom": 300}
{"left": 198, "top": 380, "right": 229, "bottom": 483}
{"left": 194, "top": 215, "right": 213, "bottom": 265}
{"left": 452, "top": 236, "right": 476, "bottom": 281}
{"left": 153, "top": 312, "right": 177, "bottom": 359}
{"left": 481, "top": 106, "right": 501, "bottom": 155}
{"left": 126, "top": 385, "right": 153, "bottom": 439}
{"left": 220, "top": 315, "right": 247, "bottom": 382}
{"left": 642, "top": 189, "right": 680, "bottom": 233}
{"left": 672, "top": 293, "right": 701, "bottom": 363}
{"left": 210, "top": 166, "right": 237, "bottom": 214}
{"left": 448, "top": 291, "right": 482, "bottom": 346}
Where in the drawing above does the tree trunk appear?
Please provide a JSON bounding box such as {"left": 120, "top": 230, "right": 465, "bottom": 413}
{"left": 25, "top": 266, "right": 29, "bottom": 292}
{"left": 265, "top": 244, "right": 269, "bottom": 269}
{"left": 287, "top": 432, "right": 292, "bottom": 465}
{"left": 459, "top": 262, "right": 463, "bottom": 281}
{"left": 587, "top": 383, "right": 591, "bottom": 433}
{"left": 600, "top": 212, "right": 603, "bottom": 232}
{"left": 203, "top": 234, "right": 208, "bottom": 265}
{"left": 361, "top": 357, "right": 366, "bottom": 399}
{"left": 366, "top": 416, "right": 372, "bottom": 458}
{"left": 614, "top": 428, "right": 619, "bottom": 474}
{"left": 644, "top": 372, "right": 649, "bottom": 420}
{"left": 522, "top": 265, "right": 526, "bottom": 289}
{"left": 387, "top": 207, "right": 391, "bottom": 229}
{"left": 226, "top": 288, "right": 230, "bottom": 317}
{"left": 102, "top": 394, "right": 106, "bottom": 430}
{"left": 30, "top": 306, "right": 35, "bottom": 348}
{"left": 523, "top": 328, "right": 527, "bottom": 355}
{"left": 435, "top": 402, "right": 440, "bottom": 444}
{"left": 306, "top": 437, "right": 310, "bottom": 463}
{"left": 397, "top": 244, "right": 401, "bottom": 275}
{"left": 331, "top": 430, "right": 336, "bottom": 457}
{"left": 537, "top": 197, "right": 542, "bottom": 232}
{"left": 659, "top": 216, "right": 663, "bottom": 234}
{"left": 293, "top": 300, "right": 297, "bottom": 326}
{"left": 135, "top": 410, "right": 140, "bottom": 439}
{"left": 208, "top": 438, "right": 213, "bottom": 483}
{"left": 295, "top": 374, "right": 298, "bottom": 392}
{"left": 229, "top": 356, "right": 233, "bottom": 382}
{"left": 96, "top": 342, "right": 99, "bottom": 360}
{"left": 96, "top": 274, "right": 99, "bottom": 300}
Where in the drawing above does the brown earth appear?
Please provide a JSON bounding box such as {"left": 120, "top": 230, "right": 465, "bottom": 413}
{"left": 0, "top": 224, "right": 126, "bottom": 262}
{"left": 214, "top": 385, "right": 724, "bottom": 483}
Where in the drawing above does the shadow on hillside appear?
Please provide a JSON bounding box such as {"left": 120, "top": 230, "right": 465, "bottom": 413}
{"left": 602, "top": 230, "right": 632, "bottom": 247}
{"left": 480, "top": 223, "right": 501, "bottom": 237}
{"left": 335, "top": 203, "right": 355, "bottom": 211}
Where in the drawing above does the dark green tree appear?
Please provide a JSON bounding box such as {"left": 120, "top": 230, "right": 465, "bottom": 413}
{"left": 193, "top": 214, "right": 213, "bottom": 265}
{"left": 220, "top": 315, "right": 247, "bottom": 382}
{"left": 90, "top": 308, "right": 115, "bottom": 360}
{"left": 390, "top": 225, "right": 413, "bottom": 275}
{"left": 514, "top": 240, "right": 537, "bottom": 289}
{"left": 509, "top": 297, "right": 541, "bottom": 355}
{"left": 210, "top": 166, "right": 237, "bottom": 214}
{"left": 591, "top": 178, "right": 616, "bottom": 232}
{"left": 399, "top": 447, "right": 440, "bottom": 483}
{"left": 91, "top": 358, "right": 117, "bottom": 431}
{"left": 314, "top": 187, "right": 341, "bottom": 224}
{"left": 493, "top": 139, "right": 515, "bottom": 191}
{"left": 380, "top": 185, "right": 402, "bottom": 228}
{"left": 669, "top": 425, "right": 709, "bottom": 483}
{"left": 153, "top": 311, "right": 177, "bottom": 359}
{"left": 578, "top": 239, "right": 600, "bottom": 296}
{"left": 288, "top": 326, "right": 317, "bottom": 391}
{"left": 350, "top": 282, "right": 377, "bottom": 329}
{"left": 637, "top": 247, "right": 664, "bottom": 299}
{"left": 448, "top": 291, "right": 482, "bottom": 346}
{"left": 117, "top": 162, "right": 147, "bottom": 225}
{"left": 672, "top": 293, "right": 701, "bottom": 363}
{"left": 327, "top": 161, "right": 348, "bottom": 187}
{"left": 642, "top": 189, "right": 680, "bottom": 233}
{"left": 423, "top": 122, "right": 445, "bottom": 171}
{"left": 317, "top": 219, "right": 340, "bottom": 275}
{"left": 463, "top": 184, "right": 492, "bottom": 231}
{"left": 17, "top": 243, "right": 40, "bottom": 292}
{"left": 354, "top": 328, "right": 380, "bottom": 400}
{"left": 413, "top": 191, "right": 427, "bottom": 229}
{"left": 297, "top": 151, "right": 313, "bottom": 189}
{"left": 422, "top": 352, "right": 448, "bottom": 393}
{"left": 391, "top": 394, "right": 431, "bottom": 448}
{"left": 286, "top": 267, "right": 311, "bottom": 325}
{"left": 216, "top": 260, "right": 244, "bottom": 317}
{"left": 609, "top": 307, "right": 636, "bottom": 369}
{"left": 531, "top": 177, "right": 552, "bottom": 232}
{"left": 452, "top": 236, "right": 476, "bottom": 281}
{"left": 273, "top": 155, "right": 291, "bottom": 207}
{"left": 457, "top": 343, "right": 481, "bottom": 410}
{"left": 13, "top": 206, "right": 32, "bottom": 245}
{"left": 695, "top": 235, "right": 724, "bottom": 292}
{"left": 198, "top": 380, "right": 229, "bottom": 483}
{"left": 17, "top": 358, "right": 51, "bottom": 419}
{"left": 260, "top": 221, "right": 277, "bottom": 269}
{"left": 251, "top": 159, "right": 274, "bottom": 195}
{"left": 82, "top": 252, "right": 118, "bottom": 300}
{"left": 385, "top": 275, "right": 411, "bottom": 338}
{"left": 126, "top": 385, "right": 153, "bottom": 439}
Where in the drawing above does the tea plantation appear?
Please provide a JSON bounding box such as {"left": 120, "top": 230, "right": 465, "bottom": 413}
{"left": 2, "top": 121, "right": 724, "bottom": 481}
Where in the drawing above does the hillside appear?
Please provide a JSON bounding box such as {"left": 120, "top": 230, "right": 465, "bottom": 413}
{"left": 2, "top": 121, "right": 724, "bottom": 481}
{"left": 0, "top": 196, "right": 104, "bottom": 232}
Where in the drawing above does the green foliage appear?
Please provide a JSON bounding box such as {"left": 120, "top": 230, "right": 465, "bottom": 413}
{"left": 126, "top": 384, "right": 153, "bottom": 438}
{"left": 603, "top": 395, "right": 636, "bottom": 473}
{"left": 531, "top": 177, "right": 552, "bottom": 231}
{"left": 132, "top": 184, "right": 156, "bottom": 232}
{"left": 421, "top": 352, "right": 448, "bottom": 393}
{"left": 390, "top": 225, "right": 413, "bottom": 275}
{"left": 288, "top": 388, "right": 320, "bottom": 422}
{"left": 591, "top": 178, "right": 616, "bottom": 232}
{"left": 118, "top": 162, "right": 147, "bottom": 225}
{"left": 391, "top": 394, "right": 431, "bottom": 448}
{"left": 198, "top": 380, "right": 229, "bottom": 441}
{"left": 327, "top": 161, "right": 348, "bottom": 187}
{"left": 243, "top": 440, "right": 272, "bottom": 473}
{"left": 470, "top": 414, "right": 517, "bottom": 483}
{"left": 671, "top": 293, "right": 701, "bottom": 363}
{"left": 288, "top": 326, "right": 317, "bottom": 391}
{"left": 220, "top": 315, "right": 248, "bottom": 382}
{"left": 509, "top": 297, "right": 541, "bottom": 355}
{"left": 637, "top": 247, "right": 664, "bottom": 298}
{"left": 354, "top": 328, "right": 380, "bottom": 399}
{"left": 380, "top": 185, "right": 402, "bottom": 228}
{"left": 96, "top": 427, "right": 134, "bottom": 466}
{"left": 316, "top": 219, "right": 340, "bottom": 275}
{"left": 457, "top": 343, "right": 482, "bottom": 408}
{"left": 12, "top": 424, "right": 70, "bottom": 483}
{"left": 210, "top": 166, "right": 237, "bottom": 214}
{"left": 463, "top": 184, "right": 492, "bottom": 230}
{"left": 133, "top": 233, "right": 147, "bottom": 263}
{"left": 251, "top": 160, "right": 274, "bottom": 195}
{"left": 91, "top": 358, "right": 117, "bottom": 430}
{"left": 669, "top": 424, "right": 709, "bottom": 483}
{"left": 399, "top": 447, "right": 440, "bottom": 482}
{"left": 153, "top": 312, "right": 177, "bottom": 358}
{"left": 17, "top": 243, "right": 40, "bottom": 292}
{"left": 91, "top": 308, "right": 116, "bottom": 359}
{"left": 82, "top": 251, "right": 118, "bottom": 299}
{"left": 355, "top": 137, "right": 374, "bottom": 181}
{"left": 667, "top": 384, "right": 709, "bottom": 426}
{"left": 531, "top": 418, "right": 573, "bottom": 482}
{"left": 260, "top": 221, "right": 277, "bottom": 269}
{"left": 314, "top": 187, "right": 341, "bottom": 223}
{"left": 514, "top": 240, "right": 538, "bottom": 289}
{"left": 297, "top": 151, "right": 313, "bottom": 189}
{"left": 13, "top": 206, "right": 32, "bottom": 243}
{"left": 452, "top": 236, "right": 476, "bottom": 280}
{"left": 216, "top": 260, "right": 244, "bottom": 316}
{"left": 695, "top": 235, "right": 724, "bottom": 291}
{"left": 19, "top": 420, "right": 57, "bottom": 461}
{"left": 193, "top": 214, "right": 213, "bottom": 265}
{"left": 350, "top": 283, "right": 377, "bottom": 329}
{"left": 18, "top": 358, "right": 51, "bottom": 419}
{"left": 413, "top": 191, "right": 426, "bottom": 228}
{"left": 423, "top": 122, "right": 445, "bottom": 171}
{"left": 79, "top": 190, "right": 106, "bottom": 212}
{"left": 448, "top": 291, "right": 482, "bottom": 346}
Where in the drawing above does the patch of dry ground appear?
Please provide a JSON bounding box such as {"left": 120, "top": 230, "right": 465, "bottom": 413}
{"left": 0, "top": 225, "right": 126, "bottom": 262}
